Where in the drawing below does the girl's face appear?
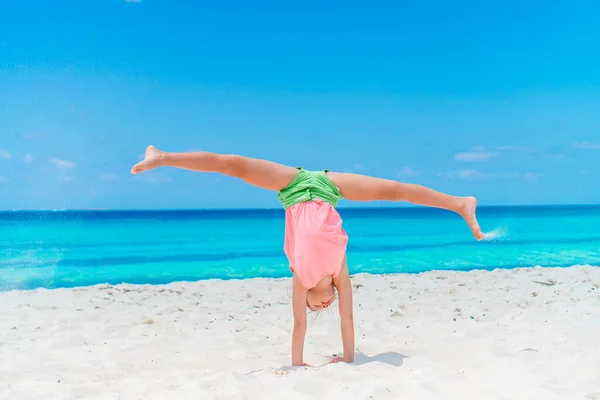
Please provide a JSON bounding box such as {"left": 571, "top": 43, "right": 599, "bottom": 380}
{"left": 307, "top": 283, "right": 335, "bottom": 311}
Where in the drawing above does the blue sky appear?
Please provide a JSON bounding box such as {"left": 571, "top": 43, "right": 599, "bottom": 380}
{"left": 1, "top": 0, "right": 599, "bottom": 209}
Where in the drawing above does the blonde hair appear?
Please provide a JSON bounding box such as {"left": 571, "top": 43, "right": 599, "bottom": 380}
{"left": 285, "top": 281, "right": 338, "bottom": 322}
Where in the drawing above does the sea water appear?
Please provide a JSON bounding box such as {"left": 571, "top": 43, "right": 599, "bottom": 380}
{"left": 1, "top": 206, "right": 599, "bottom": 291}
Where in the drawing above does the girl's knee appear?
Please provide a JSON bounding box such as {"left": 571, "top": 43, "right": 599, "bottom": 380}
{"left": 220, "top": 154, "right": 247, "bottom": 178}
{"left": 380, "top": 181, "right": 407, "bottom": 201}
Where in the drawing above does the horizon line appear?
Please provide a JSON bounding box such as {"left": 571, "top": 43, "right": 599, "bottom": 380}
{"left": 2, "top": 203, "right": 600, "bottom": 212}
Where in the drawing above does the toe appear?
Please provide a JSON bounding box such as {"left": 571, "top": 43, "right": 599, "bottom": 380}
{"left": 131, "top": 162, "right": 144, "bottom": 174}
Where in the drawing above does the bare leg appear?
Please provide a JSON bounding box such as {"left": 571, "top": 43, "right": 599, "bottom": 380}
{"left": 130, "top": 146, "right": 299, "bottom": 191}
{"left": 327, "top": 172, "right": 484, "bottom": 240}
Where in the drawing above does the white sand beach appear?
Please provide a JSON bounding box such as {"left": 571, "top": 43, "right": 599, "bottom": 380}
{"left": 1, "top": 266, "right": 599, "bottom": 400}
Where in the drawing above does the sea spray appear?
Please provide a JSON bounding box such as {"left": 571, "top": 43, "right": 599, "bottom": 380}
{"left": 482, "top": 226, "right": 509, "bottom": 242}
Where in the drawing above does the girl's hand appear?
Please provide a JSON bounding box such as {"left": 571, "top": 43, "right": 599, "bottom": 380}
{"left": 329, "top": 357, "right": 345, "bottom": 364}
{"left": 292, "top": 362, "right": 310, "bottom": 367}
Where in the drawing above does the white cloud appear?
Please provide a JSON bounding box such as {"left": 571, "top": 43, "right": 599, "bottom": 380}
{"left": 0, "top": 176, "right": 9, "bottom": 182}
{"left": 353, "top": 163, "right": 363, "bottom": 171}
{"left": 134, "top": 172, "right": 172, "bottom": 184}
{"left": 579, "top": 170, "right": 588, "bottom": 175}
{"left": 58, "top": 176, "right": 75, "bottom": 182}
{"left": 397, "top": 166, "right": 420, "bottom": 177}
{"left": 497, "top": 145, "right": 539, "bottom": 153}
{"left": 496, "top": 172, "right": 543, "bottom": 179}
{"left": 523, "top": 172, "right": 541, "bottom": 180}
{"left": 50, "top": 158, "right": 76, "bottom": 170}
{"left": 454, "top": 145, "right": 540, "bottom": 162}
{"left": 23, "top": 154, "right": 34, "bottom": 163}
{"left": 573, "top": 142, "right": 600, "bottom": 150}
{"left": 454, "top": 146, "right": 499, "bottom": 162}
{"left": 439, "top": 169, "right": 541, "bottom": 180}
{"left": 99, "top": 173, "right": 119, "bottom": 182}
{"left": 454, "top": 152, "right": 498, "bottom": 161}
{"left": 459, "top": 169, "right": 488, "bottom": 179}
{"left": 438, "top": 169, "right": 488, "bottom": 179}
{"left": 494, "top": 172, "right": 521, "bottom": 179}
{"left": 0, "top": 149, "right": 12, "bottom": 160}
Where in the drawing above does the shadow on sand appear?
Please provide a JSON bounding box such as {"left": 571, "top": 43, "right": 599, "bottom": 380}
{"left": 274, "top": 351, "right": 408, "bottom": 374}
{"left": 352, "top": 351, "right": 408, "bottom": 367}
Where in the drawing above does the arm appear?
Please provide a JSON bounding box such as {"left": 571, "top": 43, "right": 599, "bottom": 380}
{"left": 333, "top": 262, "right": 355, "bottom": 363}
{"left": 291, "top": 275, "right": 308, "bottom": 366}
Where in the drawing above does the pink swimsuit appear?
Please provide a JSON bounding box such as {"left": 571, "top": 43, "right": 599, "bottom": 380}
{"left": 284, "top": 199, "right": 348, "bottom": 289}
{"left": 278, "top": 168, "right": 348, "bottom": 289}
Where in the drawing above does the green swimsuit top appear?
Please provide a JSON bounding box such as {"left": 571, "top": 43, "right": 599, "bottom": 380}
{"left": 277, "top": 168, "right": 343, "bottom": 210}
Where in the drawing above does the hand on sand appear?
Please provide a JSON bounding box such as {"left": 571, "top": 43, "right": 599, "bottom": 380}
{"left": 329, "top": 357, "right": 345, "bottom": 364}
{"left": 130, "top": 146, "right": 165, "bottom": 175}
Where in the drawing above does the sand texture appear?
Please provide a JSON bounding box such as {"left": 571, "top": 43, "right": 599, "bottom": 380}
{"left": 1, "top": 266, "right": 599, "bottom": 399}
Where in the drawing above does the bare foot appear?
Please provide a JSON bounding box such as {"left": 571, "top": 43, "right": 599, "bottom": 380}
{"left": 130, "top": 146, "right": 165, "bottom": 174}
{"left": 457, "top": 196, "right": 484, "bottom": 240}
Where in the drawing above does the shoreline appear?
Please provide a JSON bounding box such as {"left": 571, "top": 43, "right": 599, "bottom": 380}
{"left": 2, "top": 264, "right": 598, "bottom": 293}
{"left": 1, "top": 265, "right": 599, "bottom": 399}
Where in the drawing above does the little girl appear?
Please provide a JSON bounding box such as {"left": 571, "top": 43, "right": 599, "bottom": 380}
{"left": 131, "top": 146, "right": 484, "bottom": 366}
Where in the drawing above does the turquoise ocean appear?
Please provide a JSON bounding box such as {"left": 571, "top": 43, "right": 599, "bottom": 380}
{"left": 1, "top": 206, "right": 599, "bottom": 291}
